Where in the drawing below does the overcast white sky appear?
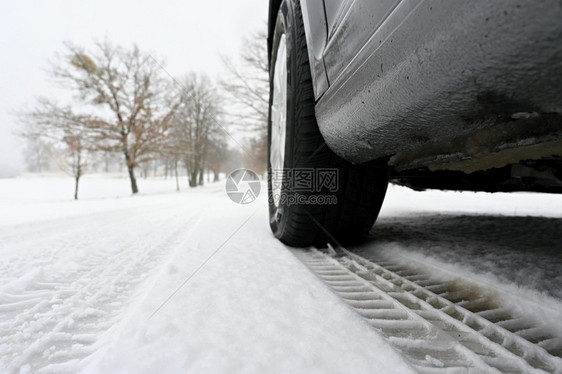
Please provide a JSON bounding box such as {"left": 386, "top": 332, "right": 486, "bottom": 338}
{"left": 0, "top": 0, "right": 268, "bottom": 174}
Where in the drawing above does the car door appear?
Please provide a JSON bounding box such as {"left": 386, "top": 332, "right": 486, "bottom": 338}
{"left": 322, "top": 0, "right": 402, "bottom": 84}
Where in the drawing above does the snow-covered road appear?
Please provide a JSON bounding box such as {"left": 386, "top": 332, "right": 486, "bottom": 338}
{"left": 0, "top": 177, "right": 561, "bottom": 373}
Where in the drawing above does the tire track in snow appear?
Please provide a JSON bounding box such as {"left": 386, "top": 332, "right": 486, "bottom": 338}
{"left": 293, "top": 248, "right": 562, "bottom": 373}
{"left": 0, "top": 204, "right": 183, "bottom": 282}
{"left": 0, "top": 206, "right": 200, "bottom": 374}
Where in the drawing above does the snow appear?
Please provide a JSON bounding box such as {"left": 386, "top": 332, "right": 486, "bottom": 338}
{"left": 83, "top": 205, "right": 412, "bottom": 374}
{"left": 363, "top": 184, "right": 562, "bottom": 336}
{"left": 369, "top": 184, "right": 562, "bottom": 298}
{"left": 0, "top": 173, "right": 199, "bottom": 226}
{"left": 0, "top": 175, "right": 561, "bottom": 373}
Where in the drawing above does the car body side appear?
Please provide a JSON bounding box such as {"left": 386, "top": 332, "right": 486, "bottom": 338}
{"left": 268, "top": 0, "right": 562, "bottom": 193}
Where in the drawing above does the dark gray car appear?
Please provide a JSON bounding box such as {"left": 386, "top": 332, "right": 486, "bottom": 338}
{"left": 267, "top": 0, "right": 562, "bottom": 246}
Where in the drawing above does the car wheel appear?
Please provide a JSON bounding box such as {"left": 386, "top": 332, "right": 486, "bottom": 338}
{"left": 268, "top": 0, "right": 389, "bottom": 247}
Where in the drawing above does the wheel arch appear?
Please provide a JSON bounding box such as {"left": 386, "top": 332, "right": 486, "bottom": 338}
{"left": 268, "top": 0, "right": 330, "bottom": 99}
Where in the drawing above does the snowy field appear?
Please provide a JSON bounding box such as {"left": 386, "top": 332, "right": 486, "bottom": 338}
{"left": 0, "top": 175, "right": 561, "bottom": 373}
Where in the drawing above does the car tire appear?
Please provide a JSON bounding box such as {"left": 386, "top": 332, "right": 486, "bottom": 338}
{"left": 268, "top": 0, "right": 389, "bottom": 247}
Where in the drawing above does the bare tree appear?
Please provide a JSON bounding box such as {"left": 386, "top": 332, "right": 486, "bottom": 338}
{"left": 221, "top": 29, "right": 269, "bottom": 172}
{"left": 241, "top": 133, "right": 268, "bottom": 175}
{"left": 17, "top": 103, "right": 93, "bottom": 199}
{"left": 221, "top": 30, "right": 269, "bottom": 130}
{"left": 206, "top": 134, "right": 228, "bottom": 182}
{"left": 22, "top": 136, "right": 54, "bottom": 173}
{"left": 57, "top": 133, "right": 91, "bottom": 200}
{"left": 19, "top": 40, "right": 177, "bottom": 194}
{"left": 169, "top": 74, "right": 222, "bottom": 188}
{"left": 159, "top": 131, "right": 184, "bottom": 190}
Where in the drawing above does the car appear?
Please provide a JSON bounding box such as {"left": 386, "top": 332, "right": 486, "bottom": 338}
{"left": 266, "top": 0, "right": 562, "bottom": 247}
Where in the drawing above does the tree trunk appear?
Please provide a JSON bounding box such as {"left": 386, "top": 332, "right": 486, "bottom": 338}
{"left": 174, "top": 159, "right": 180, "bottom": 191}
{"left": 128, "top": 164, "right": 139, "bottom": 193}
{"left": 198, "top": 167, "right": 204, "bottom": 186}
{"left": 74, "top": 176, "right": 80, "bottom": 200}
{"left": 124, "top": 150, "right": 139, "bottom": 194}
{"left": 188, "top": 167, "right": 198, "bottom": 187}
{"left": 213, "top": 170, "right": 219, "bottom": 182}
{"left": 186, "top": 162, "right": 197, "bottom": 187}
{"left": 189, "top": 172, "right": 198, "bottom": 187}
